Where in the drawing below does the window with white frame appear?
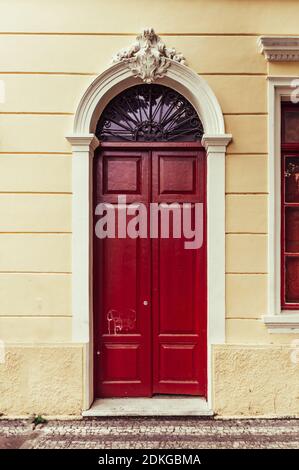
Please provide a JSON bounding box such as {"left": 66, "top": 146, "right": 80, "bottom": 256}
{"left": 265, "top": 77, "right": 299, "bottom": 331}
{"left": 281, "top": 102, "right": 299, "bottom": 310}
{"left": 258, "top": 37, "right": 299, "bottom": 330}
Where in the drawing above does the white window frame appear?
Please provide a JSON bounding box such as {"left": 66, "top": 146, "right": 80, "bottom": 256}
{"left": 264, "top": 76, "right": 299, "bottom": 332}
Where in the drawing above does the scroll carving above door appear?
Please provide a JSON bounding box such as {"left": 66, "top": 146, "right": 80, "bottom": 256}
{"left": 112, "top": 27, "right": 186, "bottom": 83}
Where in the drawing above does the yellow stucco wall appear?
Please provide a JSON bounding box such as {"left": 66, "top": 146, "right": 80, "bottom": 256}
{"left": 0, "top": 344, "right": 83, "bottom": 416}
{"left": 213, "top": 345, "right": 299, "bottom": 417}
{"left": 0, "top": 0, "right": 298, "bottom": 416}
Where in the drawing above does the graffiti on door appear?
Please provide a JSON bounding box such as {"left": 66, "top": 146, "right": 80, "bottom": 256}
{"left": 107, "top": 309, "right": 137, "bottom": 335}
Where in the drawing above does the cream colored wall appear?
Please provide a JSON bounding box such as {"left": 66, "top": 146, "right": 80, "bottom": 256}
{"left": 214, "top": 345, "right": 299, "bottom": 417}
{"left": 0, "top": 0, "right": 299, "bottom": 415}
{"left": 0, "top": 344, "right": 83, "bottom": 416}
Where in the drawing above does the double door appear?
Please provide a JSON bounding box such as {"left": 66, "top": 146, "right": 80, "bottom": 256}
{"left": 93, "top": 143, "right": 206, "bottom": 397}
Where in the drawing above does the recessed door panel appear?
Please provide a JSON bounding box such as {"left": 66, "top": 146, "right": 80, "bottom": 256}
{"left": 152, "top": 150, "right": 203, "bottom": 202}
{"left": 158, "top": 233, "right": 198, "bottom": 334}
{"left": 103, "top": 156, "right": 141, "bottom": 194}
{"left": 159, "top": 344, "right": 198, "bottom": 381}
{"left": 94, "top": 149, "right": 149, "bottom": 204}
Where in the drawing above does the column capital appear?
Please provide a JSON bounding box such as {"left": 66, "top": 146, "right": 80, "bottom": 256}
{"left": 201, "top": 134, "right": 232, "bottom": 154}
{"left": 66, "top": 133, "right": 100, "bottom": 152}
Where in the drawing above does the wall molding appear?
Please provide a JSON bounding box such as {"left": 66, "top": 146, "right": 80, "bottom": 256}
{"left": 263, "top": 314, "right": 299, "bottom": 333}
{"left": 259, "top": 36, "right": 299, "bottom": 62}
{"left": 66, "top": 59, "right": 231, "bottom": 411}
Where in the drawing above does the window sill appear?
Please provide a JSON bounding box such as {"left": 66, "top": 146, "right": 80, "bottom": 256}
{"left": 263, "top": 313, "right": 299, "bottom": 333}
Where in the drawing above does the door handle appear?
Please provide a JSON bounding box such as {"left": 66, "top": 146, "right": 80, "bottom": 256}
{"left": 143, "top": 300, "right": 149, "bottom": 306}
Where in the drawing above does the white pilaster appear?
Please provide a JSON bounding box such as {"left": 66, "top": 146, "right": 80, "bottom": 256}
{"left": 202, "top": 134, "right": 231, "bottom": 408}
{"left": 66, "top": 134, "right": 99, "bottom": 343}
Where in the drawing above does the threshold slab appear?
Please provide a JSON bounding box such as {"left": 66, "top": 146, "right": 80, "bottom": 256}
{"left": 82, "top": 397, "right": 213, "bottom": 417}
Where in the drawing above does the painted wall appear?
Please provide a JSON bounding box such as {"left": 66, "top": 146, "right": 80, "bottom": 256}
{"left": 0, "top": 0, "right": 299, "bottom": 416}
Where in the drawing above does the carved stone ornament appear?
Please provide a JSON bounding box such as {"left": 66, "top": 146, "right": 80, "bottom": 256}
{"left": 258, "top": 36, "right": 299, "bottom": 62}
{"left": 112, "top": 27, "right": 186, "bottom": 83}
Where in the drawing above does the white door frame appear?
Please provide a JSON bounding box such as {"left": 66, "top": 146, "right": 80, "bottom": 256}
{"left": 66, "top": 60, "right": 231, "bottom": 411}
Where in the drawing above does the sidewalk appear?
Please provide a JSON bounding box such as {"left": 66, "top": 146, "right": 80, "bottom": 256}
{"left": 0, "top": 418, "right": 298, "bottom": 449}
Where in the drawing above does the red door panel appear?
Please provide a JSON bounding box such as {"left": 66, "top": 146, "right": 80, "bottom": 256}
{"left": 95, "top": 149, "right": 149, "bottom": 204}
{"left": 152, "top": 150, "right": 202, "bottom": 202}
{"left": 152, "top": 149, "right": 206, "bottom": 396}
{"left": 94, "top": 149, "right": 151, "bottom": 397}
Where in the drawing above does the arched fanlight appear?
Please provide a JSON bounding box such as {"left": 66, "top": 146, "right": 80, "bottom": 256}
{"left": 96, "top": 84, "right": 203, "bottom": 142}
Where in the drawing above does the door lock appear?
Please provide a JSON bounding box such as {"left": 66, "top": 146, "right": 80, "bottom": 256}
{"left": 143, "top": 300, "right": 149, "bottom": 306}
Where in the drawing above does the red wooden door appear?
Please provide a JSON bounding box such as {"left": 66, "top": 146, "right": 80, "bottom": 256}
{"left": 152, "top": 149, "right": 206, "bottom": 396}
{"left": 94, "top": 143, "right": 206, "bottom": 398}
{"left": 93, "top": 148, "right": 151, "bottom": 397}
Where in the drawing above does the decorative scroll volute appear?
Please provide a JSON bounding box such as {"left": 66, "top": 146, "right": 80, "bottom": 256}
{"left": 112, "top": 28, "right": 186, "bottom": 83}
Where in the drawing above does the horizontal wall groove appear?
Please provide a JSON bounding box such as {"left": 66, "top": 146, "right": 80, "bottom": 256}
{"left": 0, "top": 191, "right": 72, "bottom": 195}
{"left": 226, "top": 153, "right": 268, "bottom": 157}
{"left": 226, "top": 233, "right": 267, "bottom": 235}
{"left": 0, "top": 314, "right": 71, "bottom": 318}
{"left": 226, "top": 232, "right": 268, "bottom": 235}
{"left": 0, "top": 32, "right": 264, "bottom": 37}
{"left": 226, "top": 192, "right": 269, "bottom": 195}
{"left": 0, "top": 152, "right": 72, "bottom": 155}
{"left": 226, "top": 272, "right": 268, "bottom": 275}
{"left": 0, "top": 271, "right": 71, "bottom": 275}
{"left": 0, "top": 271, "right": 72, "bottom": 274}
{"left": 223, "top": 113, "right": 268, "bottom": 116}
{"left": 227, "top": 152, "right": 268, "bottom": 156}
{"left": 0, "top": 231, "right": 267, "bottom": 235}
{"left": 227, "top": 318, "right": 264, "bottom": 321}
{"left": 199, "top": 73, "right": 267, "bottom": 77}
{"left": 0, "top": 112, "right": 74, "bottom": 116}
{"left": 2, "top": 32, "right": 296, "bottom": 38}
{"left": 0, "top": 72, "right": 97, "bottom": 76}
{"left": 226, "top": 317, "right": 262, "bottom": 320}
{"left": 0, "top": 232, "right": 72, "bottom": 234}
{"left": 0, "top": 72, "right": 267, "bottom": 77}
{"left": 0, "top": 191, "right": 267, "bottom": 195}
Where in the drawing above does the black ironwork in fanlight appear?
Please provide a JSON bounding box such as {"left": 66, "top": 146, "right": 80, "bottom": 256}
{"left": 96, "top": 84, "right": 203, "bottom": 142}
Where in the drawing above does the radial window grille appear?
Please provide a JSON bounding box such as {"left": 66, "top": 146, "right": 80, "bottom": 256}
{"left": 96, "top": 84, "right": 203, "bottom": 142}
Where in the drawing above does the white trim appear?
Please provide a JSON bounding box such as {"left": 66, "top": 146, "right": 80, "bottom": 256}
{"left": 65, "top": 134, "right": 99, "bottom": 344}
{"left": 266, "top": 76, "right": 299, "bottom": 332}
{"left": 202, "top": 135, "right": 231, "bottom": 347}
{"left": 259, "top": 36, "right": 299, "bottom": 62}
{"left": 263, "top": 314, "right": 299, "bottom": 333}
{"left": 65, "top": 134, "right": 99, "bottom": 410}
{"left": 66, "top": 60, "right": 231, "bottom": 412}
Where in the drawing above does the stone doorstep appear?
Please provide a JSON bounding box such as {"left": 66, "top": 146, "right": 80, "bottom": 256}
{"left": 82, "top": 397, "right": 213, "bottom": 417}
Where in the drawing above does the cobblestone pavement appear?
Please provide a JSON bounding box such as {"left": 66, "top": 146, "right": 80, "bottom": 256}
{"left": 0, "top": 418, "right": 298, "bottom": 449}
